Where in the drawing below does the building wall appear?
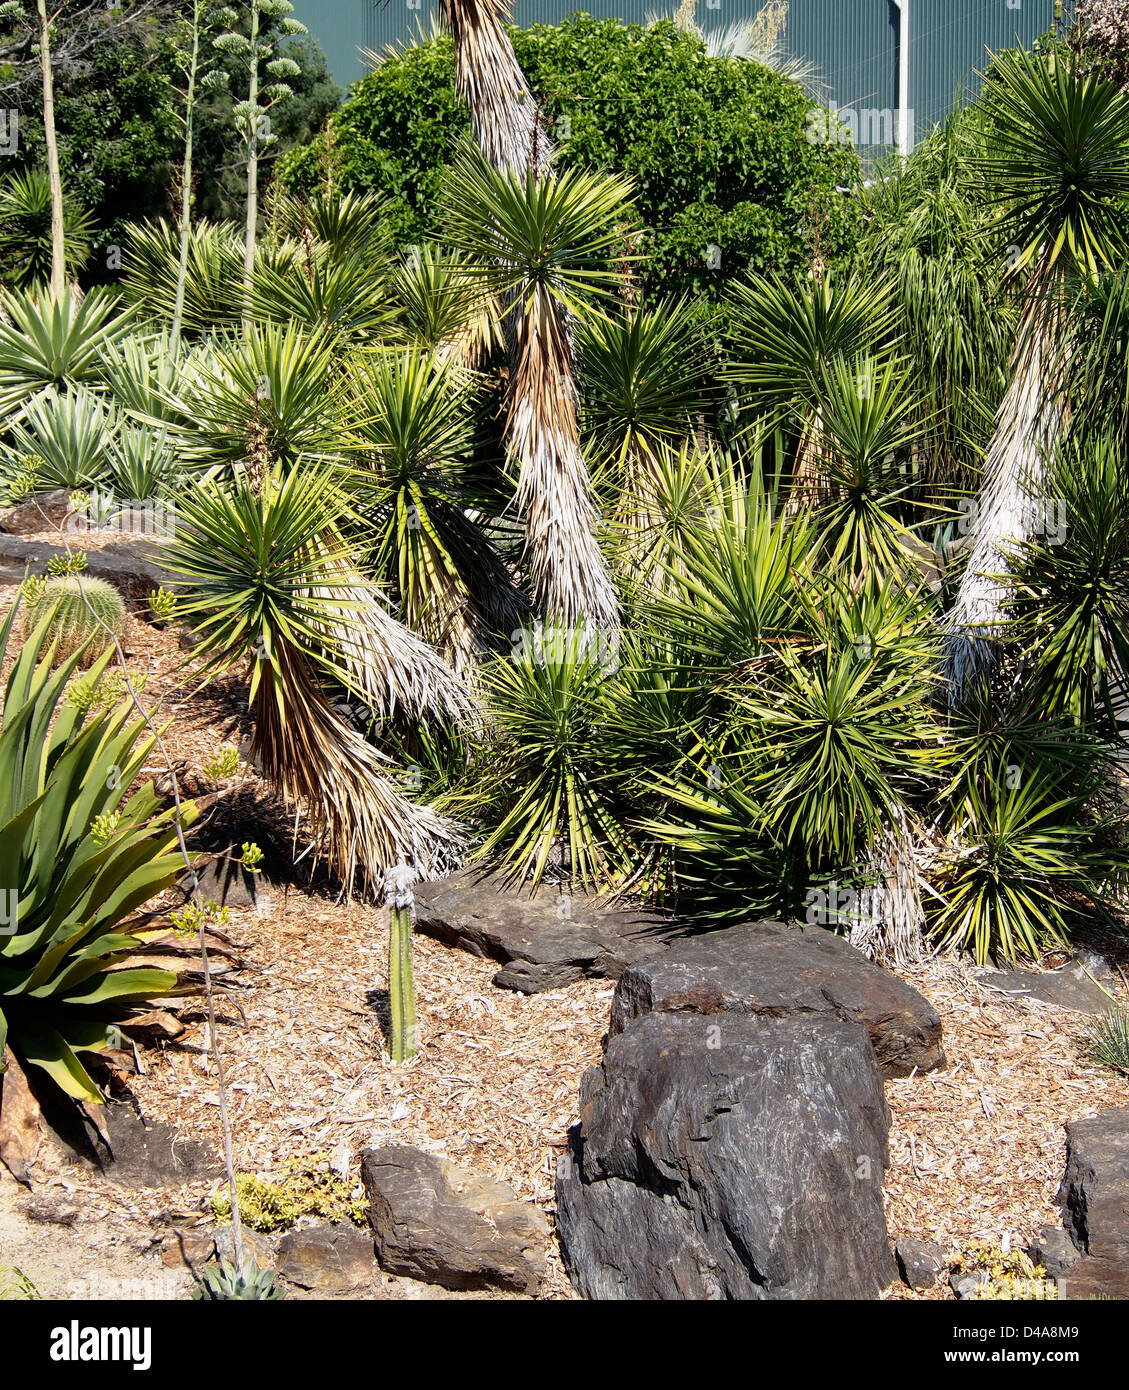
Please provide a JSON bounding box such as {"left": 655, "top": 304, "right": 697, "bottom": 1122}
{"left": 290, "top": 0, "right": 1061, "bottom": 147}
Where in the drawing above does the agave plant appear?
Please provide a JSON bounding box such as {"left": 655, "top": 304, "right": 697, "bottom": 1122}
{"left": 0, "top": 610, "right": 196, "bottom": 1101}
{"left": 5, "top": 386, "right": 117, "bottom": 492}
{"left": 166, "top": 463, "right": 465, "bottom": 890}
{"left": 945, "top": 49, "right": 1129, "bottom": 697}
{"left": 193, "top": 1259, "right": 284, "bottom": 1301}
{"left": 0, "top": 286, "right": 132, "bottom": 418}
{"left": 441, "top": 149, "right": 635, "bottom": 631}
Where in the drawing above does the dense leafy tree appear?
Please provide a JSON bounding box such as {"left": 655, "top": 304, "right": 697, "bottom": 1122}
{"left": 279, "top": 17, "right": 859, "bottom": 298}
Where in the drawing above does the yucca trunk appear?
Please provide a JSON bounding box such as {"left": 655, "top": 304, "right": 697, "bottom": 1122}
{"left": 509, "top": 285, "right": 620, "bottom": 631}
{"left": 845, "top": 809, "right": 927, "bottom": 966}
{"left": 439, "top": 0, "right": 545, "bottom": 176}
{"left": 251, "top": 644, "right": 463, "bottom": 893}
{"left": 945, "top": 289, "right": 1066, "bottom": 697}
{"left": 442, "top": 0, "right": 618, "bottom": 633}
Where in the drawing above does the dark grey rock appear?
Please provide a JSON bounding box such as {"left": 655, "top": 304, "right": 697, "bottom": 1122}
{"left": 973, "top": 958, "right": 1116, "bottom": 1015}
{"left": 896, "top": 1238, "right": 946, "bottom": 1289}
{"left": 182, "top": 849, "right": 279, "bottom": 912}
{"left": 555, "top": 1010, "right": 896, "bottom": 1300}
{"left": 276, "top": 1221, "right": 375, "bottom": 1290}
{"left": 101, "top": 1103, "right": 222, "bottom": 1188}
{"left": 1027, "top": 1226, "right": 1080, "bottom": 1281}
{"left": 413, "top": 872, "right": 684, "bottom": 993}
{"left": 0, "top": 489, "right": 74, "bottom": 535}
{"left": 161, "top": 1229, "right": 216, "bottom": 1271}
{"left": 361, "top": 1144, "right": 548, "bottom": 1294}
{"left": 950, "top": 1271, "right": 988, "bottom": 1300}
{"left": 609, "top": 920, "right": 944, "bottom": 1079}
{"left": 1058, "top": 1107, "right": 1129, "bottom": 1298}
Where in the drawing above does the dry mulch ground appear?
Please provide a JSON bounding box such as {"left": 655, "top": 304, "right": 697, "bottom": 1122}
{"left": 2, "top": 559, "right": 1129, "bottom": 1300}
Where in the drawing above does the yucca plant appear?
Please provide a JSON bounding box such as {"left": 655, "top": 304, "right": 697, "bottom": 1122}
{"left": 946, "top": 48, "right": 1129, "bottom": 696}
{"left": 859, "top": 113, "right": 1015, "bottom": 485}
{"left": 166, "top": 463, "right": 464, "bottom": 890}
{"left": 0, "top": 168, "right": 95, "bottom": 291}
{"left": 250, "top": 245, "right": 396, "bottom": 343}
{"left": 387, "top": 242, "right": 503, "bottom": 365}
{"left": 441, "top": 148, "right": 635, "bottom": 631}
{"left": 810, "top": 355, "right": 926, "bottom": 578}
{"left": 926, "top": 770, "right": 1123, "bottom": 964}
{"left": 0, "top": 610, "right": 196, "bottom": 1102}
{"left": 1086, "top": 1005, "right": 1129, "bottom": 1077}
{"left": 0, "top": 285, "right": 131, "bottom": 418}
{"left": 347, "top": 347, "right": 523, "bottom": 670}
{"left": 579, "top": 298, "right": 712, "bottom": 551}
{"left": 1011, "top": 435, "right": 1129, "bottom": 731}
{"left": 121, "top": 218, "right": 243, "bottom": 337}
{"left": 471, "top": 628, "right": 635, "bottom": 889}
{"left": 270, "top": 188, "right": 390, "bottom": 263}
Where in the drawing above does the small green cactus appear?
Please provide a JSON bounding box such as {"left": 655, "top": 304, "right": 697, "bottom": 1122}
{"left": 192, "top": 1259, "right": 284, "bottom": 1301}
{"left": 22, "top": 574, "right": 127, "bottom": 667}
{"left": 386, "top": 863, "right": 417, "bottom": 1063}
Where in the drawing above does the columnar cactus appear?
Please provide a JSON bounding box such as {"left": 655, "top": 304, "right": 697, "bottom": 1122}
{"left": 22, "top": 575, "right": 127, "bottom": 666}
{"left": 385, "top": 863, "right": 417, "bottom": 1063}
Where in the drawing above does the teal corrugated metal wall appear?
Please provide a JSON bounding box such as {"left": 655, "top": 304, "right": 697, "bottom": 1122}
{"left": 290, "top": 0, "right": 1062, "bottom": 146}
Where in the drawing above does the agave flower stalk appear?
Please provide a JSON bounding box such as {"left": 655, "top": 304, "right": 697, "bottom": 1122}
{"left": 385, "top": 863, "right": 417, "bottom": 1063}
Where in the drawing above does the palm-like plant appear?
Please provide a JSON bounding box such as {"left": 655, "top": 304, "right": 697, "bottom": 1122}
{"left": 437, "top": 0, "right": 546, "bottom": 176}
{"left": 347, "top": 347, "right": 524, "bottom": 671}
{"left": 945, "top": 49, "right": 1129, "bottom": 696}
{"left": 122, "top": 219, "right": 244, "bottom": 337}
{"left": 387, "top": 243, "right": 503, "bottom": 365}
{"left": 441, "top": 150, "right": 636, "bottom": 631}
{"left": 0, "top": 169, "right": 95, "bottom": 291}
{"left": 167, "top": 464, "right": 464, "bottom": 889}
{"left": 579, "top": 298, "right": 711, "bottom": 554}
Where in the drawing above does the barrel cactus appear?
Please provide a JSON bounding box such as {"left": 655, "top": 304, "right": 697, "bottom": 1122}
{"left": 21, "top": 575, "right": 127, "bottom": 666}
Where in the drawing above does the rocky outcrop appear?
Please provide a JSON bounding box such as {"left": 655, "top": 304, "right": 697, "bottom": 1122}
{"left": 412, "top": 872, "right": 684, "bottom": 993}
{"left": 361, "top": 1144, "right": 548, "bottom": 1294}
{"left": 1057, "top": 1106, "right": 1129, "bottom": 1299}
{"left": 609, "top": 920, "right": 944, "bottom": 1079}
{"left": 555, "top": 1010, "right": 896, "bottom": 1299}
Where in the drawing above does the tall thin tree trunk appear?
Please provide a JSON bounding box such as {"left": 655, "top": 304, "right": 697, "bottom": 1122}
{"left": 944, "top": 285, "right": 1066, "bottom": 698}
{"left": 171, "top": 0, "right": 204, "bottom": 354}
{"left": 242, "top": 0, "right": 261, "bottom": 336}
{"left": 36, "top": 0, "right": 65, "bottom": 298}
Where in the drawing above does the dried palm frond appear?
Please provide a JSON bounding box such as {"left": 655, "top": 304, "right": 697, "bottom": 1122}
{"left": 438, "top": 0, "right": 549, "bottom": 176}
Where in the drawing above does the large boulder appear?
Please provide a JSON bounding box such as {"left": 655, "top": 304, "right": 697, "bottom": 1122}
{"left": 609, "top": 920, "right": 944, "bottom": 1079}
{"left": 361, "top": 1144, "right": 548, "bottom": 1294}
{"left": 555, "top": 1010, "right": 897, "bottom": 1300}
{"left": 1057, "top": 1107, "right": 1129, "bottom": 1299}
{"left": 413, "top": 872, "right": 684, "bottom": 993}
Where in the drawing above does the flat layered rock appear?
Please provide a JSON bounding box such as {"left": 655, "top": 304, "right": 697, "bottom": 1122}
{"left": 556, "top": 1010, "right": 896, "bottom": 1300}
{"left": 609, "top": 920, "right": 944, "bottom": 1079}
{"left": 361, "top": 1144, "right": 548, "bottom": 1294}
{"left": 413, "top": 872, "right": 684, "bottom": 993}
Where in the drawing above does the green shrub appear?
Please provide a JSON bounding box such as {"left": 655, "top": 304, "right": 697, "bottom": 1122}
{"left": 210, "top": 1155, "right": 368, "bottom": 1233}
{"left": 279, "top": 17, "right": 860, "bottom": 301}
{"left": 1086, "top": 1006, "right": 1129, "bottom": 1077}
{"left": 21, "top": 574, "right": 126, "bottom": 667}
